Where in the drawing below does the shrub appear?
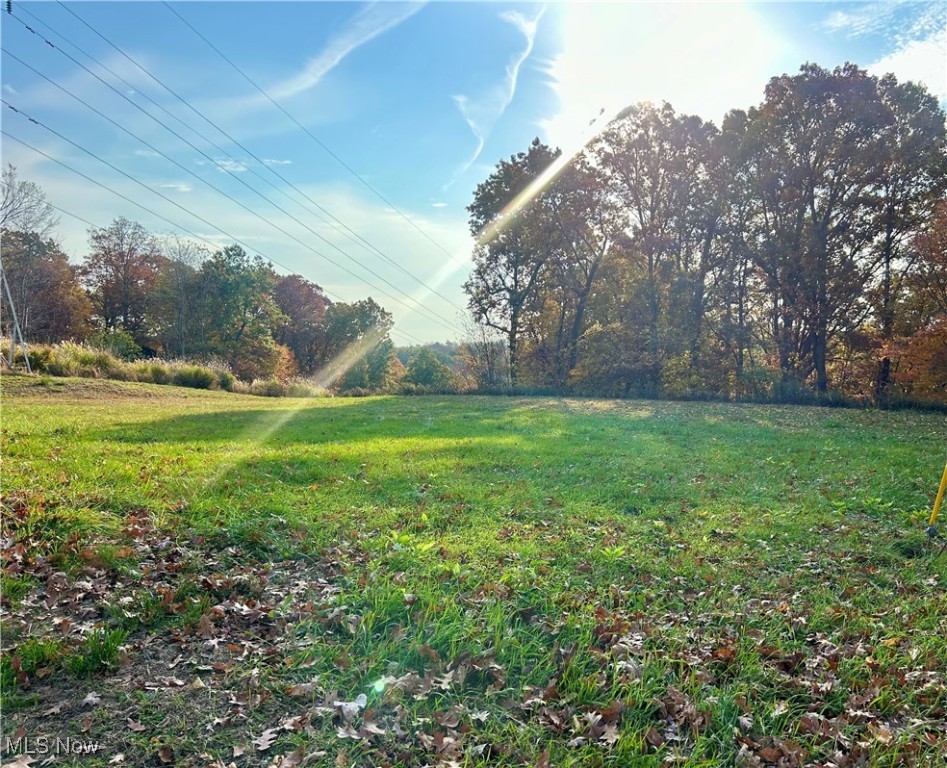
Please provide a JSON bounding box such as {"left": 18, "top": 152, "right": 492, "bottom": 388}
{"left": 171, "top": 365, "right": 216, "bottom": 389}
{"left": 250, "top": 379, "right": 287, "bottom": 397}
{"left": 88, "top": 328, "right": 142, "bottom": 361}
{"left": 285, "top": 380, "right": 330, "bottom": 398}
{"left": 131, "top": 361, "right": 172, "bottom": 385}
{"left": 215, "top": 369, "right": 236, "bottom": 391}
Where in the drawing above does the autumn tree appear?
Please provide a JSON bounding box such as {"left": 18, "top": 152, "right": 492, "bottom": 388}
{"left": 0, "top": 164, "right": 59, "bottom": 237}
{"left": 0, "top": 229, "right": 92, "bottom": 342}
{"left": 197, "top": 244, "right": 284, "bottom": 380}
{"left": 593, "top": 103, "right": 721, "bottom": 395}
{"left": 867, "top": 76, "right": 947, "bottom": 402}
{"left": 150, "top": 236, "right": 207, "bottom": 358}
{"left": 81, "top": 218, "right": 163, "bottom": 344}
{"left": 464, "top": 138, "right": 562, "bottom": 386}
{"left": 272, "top": 274, "right": 331, "bottom": 375}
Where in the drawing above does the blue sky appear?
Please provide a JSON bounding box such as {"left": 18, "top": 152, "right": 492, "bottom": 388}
{"left": 2, "top": 1, "right": 945, "bottom": 344}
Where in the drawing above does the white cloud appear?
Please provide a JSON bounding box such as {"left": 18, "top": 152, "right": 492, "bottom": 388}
{"left": 820, "top": 0, "right": 945, "bottom": 103}
{"left": 870, "top": 23, "right": 947, "bottom": 104}
{"left": 201, "top": 158, "right": 247, "bottom": 173}
{"left": 263, "top": 158, "right": 293, "bottom": 166}
{"left": 158, "top": 183, "right": 192, "bottom": 193}
{"left": 264, "top": 3, "right": 426, "bottom": 101}
{"left": 452, "top": 8, "right": 545, "bottom": 178}
{"left": 134, "top": 149, "right": 160, "bottom": 158}
{"left": 431, "top": 202, "right": 447, "bottom": 208}
{"left": 539, "top": 3, "right": 787, "bottom": 149}
{"left": 2, "top": 84, "right": 18, "bottom": 96}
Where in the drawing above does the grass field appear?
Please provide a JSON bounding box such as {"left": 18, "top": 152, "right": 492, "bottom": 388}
{"left": 2, "top": 374, "right": 946, "bottom": 767}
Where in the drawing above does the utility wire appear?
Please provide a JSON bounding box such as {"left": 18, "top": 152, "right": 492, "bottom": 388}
{"left": 158, "top": 1, "right": 467, "bottom": 266}
{"left": 0, "top": 48, "right": 459, "bottom": 334}
{"left": 4, "top": 13, "right": 464, "bottom": 336}
{"left": 1, "top": 125, "right": 428, "bottom": 348}
{"left": 41, "top": 2, "right": 469, "bottom": 316}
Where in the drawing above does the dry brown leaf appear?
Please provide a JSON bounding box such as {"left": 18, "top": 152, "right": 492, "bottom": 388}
{"left": 157, "top": 746, "right": 174, "bottom": 764}
{"left": 82, "top": 691, "right": 101, "bottom": 708}
{"left": 126, "top": 718, "right": 146, "bottom": 732}
{"left": 254, "top": 728, "right": 280, "bottom": 752}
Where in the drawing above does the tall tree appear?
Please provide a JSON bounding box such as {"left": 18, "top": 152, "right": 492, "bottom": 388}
{"left": 0, "top": 165, "right": 59, "bottom": 237}
{"left": 867, "top": 76, "right": 947, "bottom": 402}
{"left": 81, "top": 218, "right": 162, "bottom": 343}
{"left": 272, "top": 274, "right": 331, "bottom": 375}
{"left": 0, "top": 229, "right": 92, "bottom": 342}
{"left": 594, "top": 102, "right": 719, "bottom": 394}
{"left": 464, "top": 138, "right": 562, "bottom": 386}
{"left": 151, "top": 236, "right": 207, "bottom": 358}
{"left": 197, "top": 244, "right": 284, "bottom": 380}
{"left": 743, "top": 63, "right": 890, "bottom": 391}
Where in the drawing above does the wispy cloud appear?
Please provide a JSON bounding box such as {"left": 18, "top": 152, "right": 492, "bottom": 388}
{"left": 451, "top": 8, "right": 545, "bottom": 180}
{"left": 263, "top": 158, "right": 293, "bottom": 166}
{"left": 158, "top": 183, "right": 193, "bottom": 193}
{"left": 822, "top": 1, "right": 946, "bottom": 104}
{"left": 822, "top": 0, "right": 942, "bottom": 46}
{"left": 2, "top": 84, "right": 18, "bottom": 96}
{"left": 431, "top": 202, "right": 447, "bottom": 208}
{"left": 134, "top": 149, "right": 160, "bottom": 158}
{"left": 871, "top": 26, "right": 947, "bottom": 103}
{"left": 265, "top": 3, "right": 426, "bottom": 102}
{"left": 197, "top": 158, "right": 249, "bottom": 173}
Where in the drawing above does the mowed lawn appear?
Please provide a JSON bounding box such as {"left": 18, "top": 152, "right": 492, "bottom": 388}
{"left": 2, "top": 376, "right": 946, "bottom": 767}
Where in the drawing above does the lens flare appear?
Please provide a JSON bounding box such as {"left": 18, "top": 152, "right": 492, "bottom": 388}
{"left": 192, "top": 327, "right": 391, "bottom": 494}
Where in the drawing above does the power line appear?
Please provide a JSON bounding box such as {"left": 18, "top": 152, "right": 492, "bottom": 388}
{"left": 0, "top": 47, "right": 460, "bottom": 334}
{"left": 39, "top": 2, "right": 470, "bottom": 318}
{"left": 4, "top": 13, "right": 465, "bottom": 336}
{"left": 2, "top": 126, "right": 429, "bottom": 348}
{"left": 158, "top": 1, "right": 468, "bottom": 266}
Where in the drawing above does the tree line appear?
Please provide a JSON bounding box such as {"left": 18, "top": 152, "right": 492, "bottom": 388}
{"left": 464, "top": 63, "right": 947, "bottom": 405}
{"left": 0, "top": 172, "right": 398, "bottom": 390}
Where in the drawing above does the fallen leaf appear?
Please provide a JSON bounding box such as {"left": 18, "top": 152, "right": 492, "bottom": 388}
{"left": 126, "top": 718, "right": 146, "bottom": 732}
{"left": 2, "top": 754, "right": 37, "bottom": 767}
{"left": 157, "top": 746, "right": 174, "bottom": 764}
{"left": 42, "top": 700, "right": 69, "bottom": 716}
{"left": 286, "top": 682, "right": 318, "bottom": 697}
{"left": 333, "top": 693, "right": 367, "bottom": 722}
{"left": 82, "top": 691, "right": 101, "bottom": 708}
{"left": 254, "top": 728, "right": 280, "bottom": 752}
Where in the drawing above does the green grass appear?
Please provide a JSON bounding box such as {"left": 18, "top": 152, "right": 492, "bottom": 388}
{"left": 2, "top": 374, "right": 946, "bottom": 766}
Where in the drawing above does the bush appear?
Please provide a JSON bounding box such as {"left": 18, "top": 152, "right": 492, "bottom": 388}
{"left": 171, "top": 365, "right": 216, "bottom": 389}
{"left": 215, "top": 369, "right": 236, "bottom": 391}
{"left": 250, "top": 379, "right": 287, "bottom": 397}
{"left": 130, "top": 361, "right": 172, "bottom": 385}
{"left": 88, "top": 328, "right": 142, "bottom": 361}
{"left": 286, "top": 380, "right": 330, "bottom": 398}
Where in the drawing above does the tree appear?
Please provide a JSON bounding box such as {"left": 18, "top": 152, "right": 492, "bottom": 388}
{"left": 528, "top": 156, "right": 623, "bottom": 386}
{"left": 742, "top": 64, "right": 891, "bottom": 392}
{"left": 0, "top": 165, "right": 59, "bottom": 237}
{"left": 403, "top": 347, "right": 456, "bottom": 390}
{"left": 593, "top": 102, "right": 720, "bottom": 395}
{"left": 317, "top": 298, "right": 394, "bottom": 391}
{"left": 81, "top": 218, "right": 163, "bottom": 343}
{"left": 867, "top": 76, "right": 947, "bottom": 402}
{"left": 464, "top": 138, "right": 562, "bottom": 386}
{"left": 151, "top": 235, "right": 207, "bottom": 358}
{"left": 272, "top": 274, "right": 331, "bottom": 375}
{"left": 0, "top": 229, "right": 92, "bottom": 342}
{"left": 197, "top": 244, "right": 284, "bottom": 380}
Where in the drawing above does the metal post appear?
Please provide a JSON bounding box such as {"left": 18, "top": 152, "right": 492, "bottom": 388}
{"left": 0, "top": 259, "right": 31, "bottom": 373}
